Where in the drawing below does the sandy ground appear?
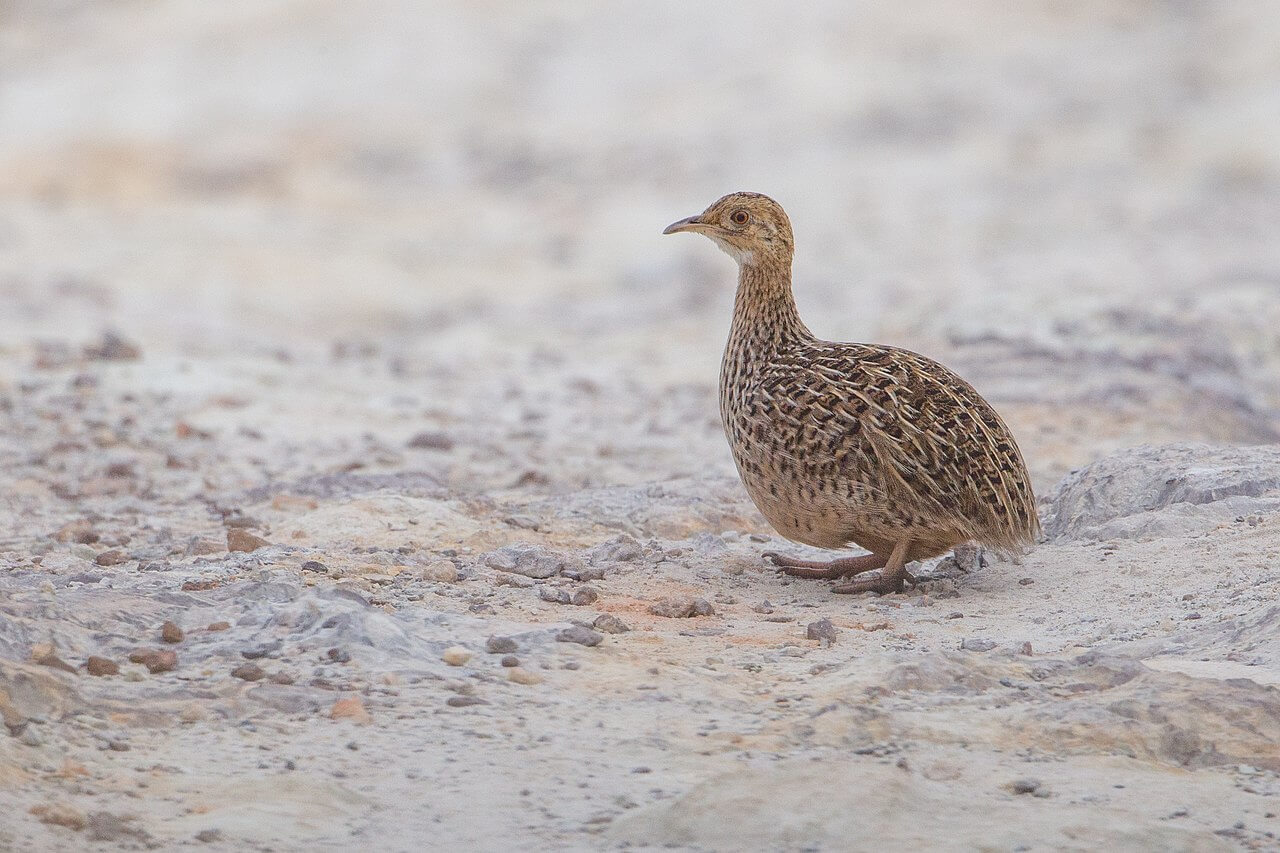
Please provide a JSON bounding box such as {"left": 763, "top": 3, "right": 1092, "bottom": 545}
{"left": 2, "top": 1, "right": 1280, "bottom": 850}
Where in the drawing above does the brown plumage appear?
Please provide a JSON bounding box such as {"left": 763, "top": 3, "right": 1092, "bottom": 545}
{"left": 664, "top": 192, "right": 1040, "bottom": 594}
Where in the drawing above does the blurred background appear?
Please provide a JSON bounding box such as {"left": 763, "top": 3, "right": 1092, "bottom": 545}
{"left": 3, "top": 0, "right": 1280, "bottom": 491}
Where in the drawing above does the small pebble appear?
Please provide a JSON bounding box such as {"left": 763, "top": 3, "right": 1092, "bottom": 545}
{"left": 961, "top": 638, "right": 997, "bottom": 652}
{"left": 507, "top": 667, "right": 542, "bottom": 685}
{"left": 160, "top": 621, "right": 184, "bottom": 644}
{"left": 806, "top": 618, "right": 839, "bottom": 644}
{"left": 407, "top": 431, "right": 453, "bottom": 451}
{"left": 231, "top": 663, "right": 265, "bottom": 682}
{"left": 648, "top": 596, "right": 715, "bottom": 618}
{"left": 329, "top": 695, "right": 372, "bottom": 724}
{"left": 85, "top": 656, "right": 119, "bottom": 677}
{"left": 206, "top": 621, "right": 231, "bottom": 632}
{"left": 482, "top": 544, "right": 564, "bottom": 579}
{"left": 301, "top": 560, "right": 328, "bottom": 573}
{"left": 446, "top": 696, "right": 488, "bottom": 707}
{"left": 538, "top": 586, "right": 571, "bottom": 604}
{"left": 562, "top": 565, "right": 606, "bottom": 582}
{"left": 227, "top": 529, "right": 270, "bottom": 553}
{"left": 500, "top": 655, "right": 520, "bottom": 667}
{"left": 593, "top": 614, "right": 630, "bottom": 634}
{"left": 418, "top": 560, "right": 458, "bottom": 583}
{"left": 486, "top": 636, "right": 518, "bottom": 654}
{"left": 128, "top": 648, "right": 177, "bottom": 674}
{"left": 441, "top": 646, "right": 472, "bottom": 666}
{"left": 1007, "top": 778, "right": 1042, "bottom": 795}
{"left": 557, "top": 626, "right": 603, "bottom": 647}
{"left": 94, "top": 549, "right": 129, "bottom": 567}
{"left": 571, "top": 586, "right": 600, "bottom": 606}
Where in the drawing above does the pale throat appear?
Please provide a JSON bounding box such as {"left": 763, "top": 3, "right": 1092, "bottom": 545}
{"left": 711, "top": 236, "right": 755, "bottom": 266}
{"left": 729, "top": 255, "right": 810, "bottom": 345}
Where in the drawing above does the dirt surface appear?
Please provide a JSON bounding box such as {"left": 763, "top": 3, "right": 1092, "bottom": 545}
{"left": 3, "top": 2, "right": 1280, "bottom": 850}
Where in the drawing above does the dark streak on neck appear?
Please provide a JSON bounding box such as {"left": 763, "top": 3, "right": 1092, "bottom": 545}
{"left": 730, "top": 259, "right": 811, "bottom": 351}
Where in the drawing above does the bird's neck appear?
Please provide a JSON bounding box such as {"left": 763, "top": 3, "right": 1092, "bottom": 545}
{"left": 729, "top": 259, "right": 811, "bottom": 350}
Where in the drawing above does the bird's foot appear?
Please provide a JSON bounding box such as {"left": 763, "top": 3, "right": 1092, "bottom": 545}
{"left": 763, "top": 551, "right": 885, "bottom": 581}
{"left": 831, "top": 567, "right": 916, "bottom": 595}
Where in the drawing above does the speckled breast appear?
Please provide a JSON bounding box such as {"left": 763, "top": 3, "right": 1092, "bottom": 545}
{"left": 719, "top": 352, "right": 861, "bottom": 550}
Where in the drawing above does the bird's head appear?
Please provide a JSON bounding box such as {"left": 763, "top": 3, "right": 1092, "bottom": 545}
{"left": 663, "top": 192, "right": 794, "bottom": 268}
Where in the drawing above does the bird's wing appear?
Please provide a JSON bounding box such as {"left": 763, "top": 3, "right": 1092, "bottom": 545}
{"left": 793, "top": 343, "right": 1039, "bottom": 551}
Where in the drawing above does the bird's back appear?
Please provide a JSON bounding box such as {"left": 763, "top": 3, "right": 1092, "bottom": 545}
{"left": 721, "top": 335, "right": 1040, "bottom": 557}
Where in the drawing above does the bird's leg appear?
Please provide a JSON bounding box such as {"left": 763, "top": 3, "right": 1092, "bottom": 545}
{"left": 763, "top": 551, "right": 885, "bottom": 580}
{"left": 832, "top": 539, "right": 912, "bottom": 594}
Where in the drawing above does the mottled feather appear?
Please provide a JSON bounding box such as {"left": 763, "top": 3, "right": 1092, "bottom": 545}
{"left": 672, "top": 191, "right": 1040, "bottom": 565}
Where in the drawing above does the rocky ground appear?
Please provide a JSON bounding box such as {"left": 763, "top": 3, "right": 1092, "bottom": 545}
{"left": 3, "top": 1, "right": 1280, "bottom": 851}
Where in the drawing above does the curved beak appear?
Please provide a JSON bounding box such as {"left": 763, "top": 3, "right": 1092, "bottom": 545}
{"left": 662, "top": 215, "right": 706, "bottom": 235}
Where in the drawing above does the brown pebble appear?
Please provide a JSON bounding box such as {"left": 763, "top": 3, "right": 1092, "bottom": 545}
{"left": 500, "top": 655, "right": 520, "bottom": 667}
{"left": 441, "top": 646, "right": 472, "bottom": 666}
{"left": 1019, "top": 641, "right": 1034, "bottom": 656}
{"left": 507, "top": 667, "right": 542, "bottom": 685}
{"left": 160, "top": 621, "right": 184, "bottom": 644}
{"left": 85, "top": 656, "right": 119, "bottom": 677}
{"left": 226, "top": 528, "right": 270, "bottom": 553}
{"left": 128, "top": 648, "right": 177, "bottom": 674}
{"left": 329, "top": 695, "right": 372, "bottom": 724}
{"left": 231, "top": 663, "right": 265, "bottom": 682}
{"left": 206, "top": 621, "right": 231, "bottom": 632}
{"left": 94, "top": 549, "right": 129, "bottom": 566}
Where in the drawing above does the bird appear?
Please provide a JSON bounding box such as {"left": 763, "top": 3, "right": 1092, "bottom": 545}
{"left": 663, "top": 192, "right": 1040, "bottom": 594}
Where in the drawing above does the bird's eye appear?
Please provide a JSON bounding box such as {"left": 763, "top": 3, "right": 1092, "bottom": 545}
{"left": 730, "top": 210, "right": 749, "bottom": 225}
